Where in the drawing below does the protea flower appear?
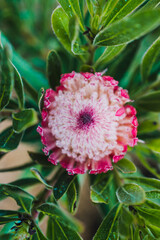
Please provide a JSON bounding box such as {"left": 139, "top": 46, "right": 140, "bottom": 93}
{"left": 37, "top": 72, "right": 138, "bottom": 174}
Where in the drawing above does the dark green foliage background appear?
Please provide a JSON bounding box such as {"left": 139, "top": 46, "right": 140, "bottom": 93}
{"left": 0, "top": 0, "right": 160, "bottom": 239}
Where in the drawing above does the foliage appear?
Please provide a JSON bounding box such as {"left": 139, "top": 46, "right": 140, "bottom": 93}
{"left": 0, "top": 0, "right": 160, "bottom": 239}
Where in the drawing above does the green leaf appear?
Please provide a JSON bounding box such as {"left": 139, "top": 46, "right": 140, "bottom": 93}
{"left": 0, "top": 184, "right": 34, "bottom": 213}
{"left": 90, "top": 174, "right": 113, "bottom": 204}
{"left": 116, "top": 183, "right": 145, "bottom": 205}
{"left": 141, "top": 36, "right": 160, "bottom": 81}
{"left": 30, "top": 168, "right": 52, "bottom": 190}
{"left": 115, "top": 158, "right": 137, "bottom": 173}
{"left": 136, "top": 207, "right": 160, "bottom": 228}
{"left": 93, "top": 203, "right": 122, "bottom": 240}
{"left": 145, "top": 190, "right": 160, "bottom": 199}
{"left": 22, "top": 77, "right": 38, "bottom": 103}
{"left": 1, "top": 33, "right": 48, "bottom": 90}
{"left": 94, "top": 44, "right": 126, "bottom": 68}
{"left": 53, "top": 171, "right": 76, "bottom": 200}
{"left": 12, "top": 63, "right": 24, "bottom": 110}
{"left": 0, "top": 210, "right": 20, "bottom": 218}
{"left": 0, "top": 45, "right": 14, "bottom": 110}
{"left": 126, "top": 177, "right": 160, "bottom": 190}
{"left": 47, "top": 50, "right": 61, "bottom": 90}
{"left": 51, "top": 219, "right": 82, "bottom": 240}
{"left": 35, "top": 224, "right": 48, "bottom": 240}
{"left": 118, "top": 207, "right": 134, "bottom": 237}
{"left": 51, "top": 7, "right": 71, "bottom": 52}
{"left": 136, "top": 90, "right": 160, "bottom": 112}
{"left": 47, "top": 218, "right": 54, "bottom": 239}
{"left": 12, "top": 109, "right": 38, "bottom": 133}
{"left": 0, "top": 217, "right": 18, "bottom": 225}
{"left": 66, "top": 178, "right": 79, "bottom": 213}
{"left": 141, "top": 0, "right": 160, "bottom": 11}
{"left": 58, "top": 0, "right": 84, "bottom": 31}
{"left": 9, "top": 178, "right": 40, "bottom": 188}
{"left": 28, "top": 151, "right": 52, "bottom": 167}
{"left": 37, "top": 203, "right": 79, "bottom": 231}
{"left": 86, "top": 0, "right": 94, "bottom": 16}
{"left": 94, "top": 10, "right": 160, "bottom": 46}
{"left": 0, "top": 234, "right": 14, "bottom": 240}
{"left": 0, "top": 127, "right": 23, "bottom": 152}
{"left": 103, "top": 0, "right": 147, "bottom": 26}
{"left": 69, "top": 17, "right": 86, "bottom": 56}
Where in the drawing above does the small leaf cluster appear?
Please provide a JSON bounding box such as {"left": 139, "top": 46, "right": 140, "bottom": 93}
{"left": 0, "top": 0, "right": 160, "bottom": 239}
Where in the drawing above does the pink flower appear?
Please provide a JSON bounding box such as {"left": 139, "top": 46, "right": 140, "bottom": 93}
{"left": 37, "top": 72, "right": 138, "bottom": 175}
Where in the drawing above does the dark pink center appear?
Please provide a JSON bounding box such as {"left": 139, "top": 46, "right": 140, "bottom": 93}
{"left": 77, "top": 110, "right": 94, "bottom": 129}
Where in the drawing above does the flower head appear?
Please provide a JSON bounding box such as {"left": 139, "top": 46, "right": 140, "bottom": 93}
{"left": 37, "top": 72, "right": 138, "bottom": 174}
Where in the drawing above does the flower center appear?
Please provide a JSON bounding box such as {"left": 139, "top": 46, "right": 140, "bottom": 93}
{"left": 77, "top": 111, "right": 94, "bottom": 129}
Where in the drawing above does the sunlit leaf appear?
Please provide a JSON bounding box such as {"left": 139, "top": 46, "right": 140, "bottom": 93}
{"left": 94, "top": 10, "right": 160, "bottom": 46}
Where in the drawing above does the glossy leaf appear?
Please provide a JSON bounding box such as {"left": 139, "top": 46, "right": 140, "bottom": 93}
{"left": 115, "top": 158, "right": 137, "bottom": 173}
{"left": 0, "top": 127, "right": 23, "bottom": 152}
{"left": 94, "top": 44, "right": 126, "bottom": 68}
{"left": 30, "top": 168, "right": 52, "bottom": 190}
{"left": 53, "top": 171, "right": 76, "bottom": 200}
{"left": 51, "top": 7, "right": 71, "bottom": 52}
{"left": 12, "top": 63, "right": 24, "bottom": 110}
{"left": 12, "top": 108, "right": 38, "bottom": 133}
{"left": 0, "top": 184, "right": 34, "bottom": 213}
{"left": 141, "top": 36, "right": 160, "bottom": 81}
{"left": 94, "top": 10, "right": 160, "bottom": 46}
{"left": 0, "top": 210, "right": 20, "bottom": 218}
{"left": 90, "top": 174, "right": 113, "bottom": 204}
{"left": 136, "top": 90, "right": 160, "bottom": 112}
{"left": 0, "top": 45, "right": 14, "bottom": 110}
{"left": 116, "top": 183, "right": 145, "bottom": 205}
{"left": 93, "top": 204, "right": 122, "bottom": 240}
{"left": 47, "top": 50, "right": 61, "bottom": 90}
{"left": 37, "top": 203, "right": 79, "bottom": 231}
{"left": 103, "top": 0, "right": 146, "bottom": 26}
